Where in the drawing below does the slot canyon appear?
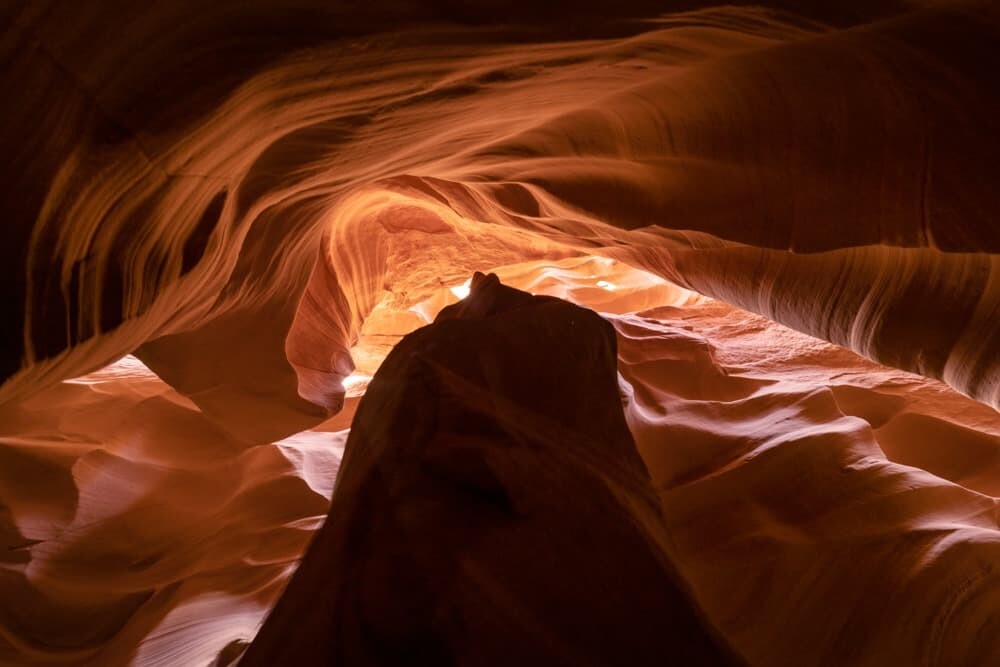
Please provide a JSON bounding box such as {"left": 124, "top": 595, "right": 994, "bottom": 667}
{"left": 1, "top": 1, "right": 998, "bottom": 665}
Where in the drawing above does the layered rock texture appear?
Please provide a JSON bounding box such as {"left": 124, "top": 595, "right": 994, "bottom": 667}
{"left": 1, "top": 0, "right": 999, "bottom": 665}
{"left": 1, "top": 264, "right": 997, "bottom": 664}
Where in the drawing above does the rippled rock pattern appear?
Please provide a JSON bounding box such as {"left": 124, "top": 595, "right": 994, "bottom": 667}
{"left": 3, "top": 1, "right": 998, "bottom": 419}
{"left": 1, "top": 1, "right": 999, "bottom": 665}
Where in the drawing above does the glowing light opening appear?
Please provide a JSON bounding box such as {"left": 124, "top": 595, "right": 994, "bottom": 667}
{"left": 450, "top": 280, "right": 472, "bottom": 299}
{"left": 342, "top": 372, "right": 373, "bottom": 397}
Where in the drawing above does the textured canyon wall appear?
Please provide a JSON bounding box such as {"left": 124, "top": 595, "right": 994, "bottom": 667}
{"left": 2, "top": 270, "right": 996, "bottom": 664}
{"left": 1, "top": 3, "right": 999, "bottom": 662}
{"left": 1, "top": 1, "right": 998, "bottom": 431}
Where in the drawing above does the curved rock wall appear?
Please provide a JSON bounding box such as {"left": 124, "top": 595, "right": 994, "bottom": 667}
{"left": 2, "top": 2, "right": 998, "bottom": 425}
{"left": 1, "top": 3, "right": 999, "bottom": 662}
{"left": 0, "top": 267, "right": 996, "bottom": 664}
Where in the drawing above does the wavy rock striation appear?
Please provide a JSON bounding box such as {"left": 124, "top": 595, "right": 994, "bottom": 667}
{"left": 1, "top": 1, "right": 998, "bottom": 424}
{"left": 0, "top": 269, "right": 996, "bottom": 664}
{"left": 1, "top": 1, "right": 999, "bottom": 664}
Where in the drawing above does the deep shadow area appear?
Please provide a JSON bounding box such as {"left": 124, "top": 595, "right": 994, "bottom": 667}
{"left": 242, "top": 273, "right": 741, "bottom": 665}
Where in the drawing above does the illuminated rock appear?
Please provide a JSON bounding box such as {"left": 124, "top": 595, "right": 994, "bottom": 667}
{"left": 1, "top": 1, "right": 998, "bottom": 664}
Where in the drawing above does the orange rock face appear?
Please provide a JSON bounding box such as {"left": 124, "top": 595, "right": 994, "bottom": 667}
{"left": 1, "top": 1, "right": 998, "bottom": 665}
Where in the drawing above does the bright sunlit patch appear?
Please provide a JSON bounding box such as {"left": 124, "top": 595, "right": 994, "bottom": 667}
{"left": 64, "top": 354, "right": 159, "bottom": 384}
{"left": 342, "top": 372, "right": 373, "bottom": 397}
{"left": 450, "top": 279, "right": 471, "bottom": 299}
{"left": 596, "top": 280, "right": 617, "bottom": 291}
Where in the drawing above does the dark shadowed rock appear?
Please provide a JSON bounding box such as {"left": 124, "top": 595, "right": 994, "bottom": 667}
{"left": 242, "top": 274, "right": 742, "bottom": 665}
